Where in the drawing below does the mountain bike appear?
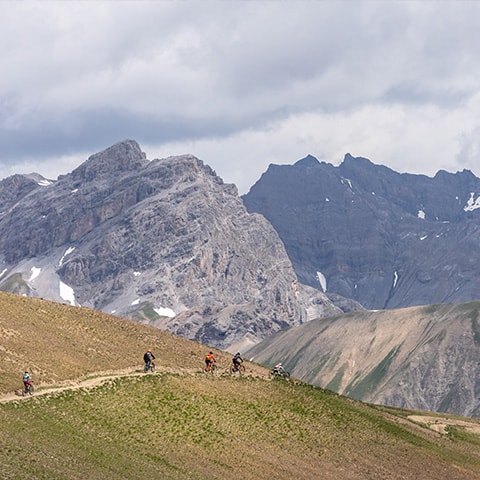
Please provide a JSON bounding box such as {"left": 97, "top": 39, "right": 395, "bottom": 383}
{"left": 204, "top": 362, "right": 217, "bottom": 374}
{"left": 269, "top": 368, "right": 290, "bottom": 380}
{"left": 229, "top": 363, "right": 246, "bottom": 376}
{"left": 144, "top": 361, "right": 156, "bottom": 373}
{"left": 22, "top": 382, "right": 34, "bottom": 396}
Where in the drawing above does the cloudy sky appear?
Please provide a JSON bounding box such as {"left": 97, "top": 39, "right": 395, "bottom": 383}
{"left": 1, "top": 1, "right": 480, "bottom": 194}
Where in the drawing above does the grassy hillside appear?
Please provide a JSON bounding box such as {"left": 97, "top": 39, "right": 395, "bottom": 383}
{"left": 0, "top": 291, "right": 237, "bottom": 394}
{"left": 1, "top": 292, "right": 480, "bottom": 479}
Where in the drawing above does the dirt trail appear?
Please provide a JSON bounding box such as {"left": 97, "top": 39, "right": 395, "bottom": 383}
{"left": 407, "top": 414, "right": 480, "bottom": 435}
{"left": 0, "top": 364, "right": 266, "bottom": 404}
{"left": 0, "top": 367, "right": 139, "bottom": 403}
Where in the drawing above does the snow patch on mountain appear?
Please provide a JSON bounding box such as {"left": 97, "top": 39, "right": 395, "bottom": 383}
{"left": 37, "top": 179, "right": 53, "bottom": 187}
{"left": 316, "top": 271, "right": 327, "bottom": 292}
{"left": 29, "top": 267, "right": 41, "bottom": 282}
{"left": 340, "top": 177, "right": 353, "bottom": 189}
{"left": 464, "top": 192, "right": 480, "bottom": 211}
{"left": 154, "top": 306, "right": 176, "bottom": 318}
{"left": 59, "top": 247, "right": 75, "bottom": 266}
{"left": 59, "top": 280, "right": 76, "bottom": 305}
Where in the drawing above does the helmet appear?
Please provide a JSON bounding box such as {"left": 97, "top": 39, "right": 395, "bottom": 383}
{"left": 209, "top": 351, "right": 213, "bottom": 354}
{"left": 24, "top": 371, "right": 28, "bottom": 374}
{"left": 236, "top": 352, "right": 241, "bottom": 356}
{"left": 147, "top": 349, "right": 152, "bottom": 353}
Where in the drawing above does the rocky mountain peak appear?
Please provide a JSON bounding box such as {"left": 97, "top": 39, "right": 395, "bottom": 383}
{"left": 0, "top": 141, "right": 341, "bottom": 351}
{"left": 339, "top": 153, "right": 392, "bottom": 178}
{"left": 243, "top": 154, "right": 480, "bottom": 310}
{"left": 71, "top": 139, "right": 148, "bottom": 182}
{"left": 294, "top": 154, "right": 320, "bottom": 168}
{"left": 433, "top": 168, "right": 477, "bottom": 188}
{"left": 0, "top": 173, "right": 53, "bottom": 213}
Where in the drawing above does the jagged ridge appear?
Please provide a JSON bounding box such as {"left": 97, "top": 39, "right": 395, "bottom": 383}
{"left": 243, "top": 153, "right": 480, "bottom": 310}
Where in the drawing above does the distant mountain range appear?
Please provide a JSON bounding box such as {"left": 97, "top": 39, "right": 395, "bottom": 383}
{"left": 0, "top": 140, "right": 351, "bottom": 352}
{"left": 243, "top": 154, "right": 480, "bottom": 310}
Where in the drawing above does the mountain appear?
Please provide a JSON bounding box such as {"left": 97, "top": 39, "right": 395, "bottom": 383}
{"left": 1, "top": 292, "right": 480, "bottom": 480}
{"left": 242, "top": 154, "right": 480, "bottom": 310}
{"left": 0, "top": 140, "right": 347, "bottom": 351}
{"left": 247, "top": 301, "right": 480, "bottom": 417}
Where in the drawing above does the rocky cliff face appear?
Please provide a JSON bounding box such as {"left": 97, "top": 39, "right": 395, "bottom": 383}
{"left": 242, "top": 154, "right": 480, "bottom": 310}
{"left": 0, "top": 140, "right": 343, "bottom": 351}
{"left": 247, "top": 302, "right": 480, "bottom": 417}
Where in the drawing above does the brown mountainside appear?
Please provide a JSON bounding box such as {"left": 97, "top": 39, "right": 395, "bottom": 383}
{"left": 248, "top": 302, "right": 480, "bottom": 417}
{"left": 0, "top": 291, "right": 232, "bottom": 394}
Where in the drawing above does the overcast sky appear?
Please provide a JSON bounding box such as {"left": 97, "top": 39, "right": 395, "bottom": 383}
{"left": 2, "top": 1, "right": 480, "bottom": 194}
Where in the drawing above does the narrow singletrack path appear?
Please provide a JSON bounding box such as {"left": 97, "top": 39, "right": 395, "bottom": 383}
{"left": 0, "top": 366, "right": 192, "bottom": 403}
{"left": 0, "top": 364, "right": 265, "bottom": 404}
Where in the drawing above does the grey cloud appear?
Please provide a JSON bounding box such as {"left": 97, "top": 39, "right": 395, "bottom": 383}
{"left": 2, "top": 1, "right": 480, "bottom": 188}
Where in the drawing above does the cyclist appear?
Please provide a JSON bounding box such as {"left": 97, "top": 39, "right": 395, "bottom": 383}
{"left": 273, "top": 362, "right": 284, "bottom": 374}
{"left": 143, "top": 349, "right": 155, "bottom": 370}
{"left": 232, "top": 352, "right": 243, "bottom": 371}
{"left": 205, "top": 351, "right": 217, "bottom": 372}
{"left": 22, "top": 371, "right": 32, "bottom": 389}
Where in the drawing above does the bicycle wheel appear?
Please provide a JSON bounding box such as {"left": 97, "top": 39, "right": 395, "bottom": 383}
{"left": 210, "top": 363, "right": 217, "bottom": 374}
{"left": 22, "top": 384, "right": 34, "bottom": 396}
{"left": 229, "top": 364, "right": 243, "bottom": 375}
